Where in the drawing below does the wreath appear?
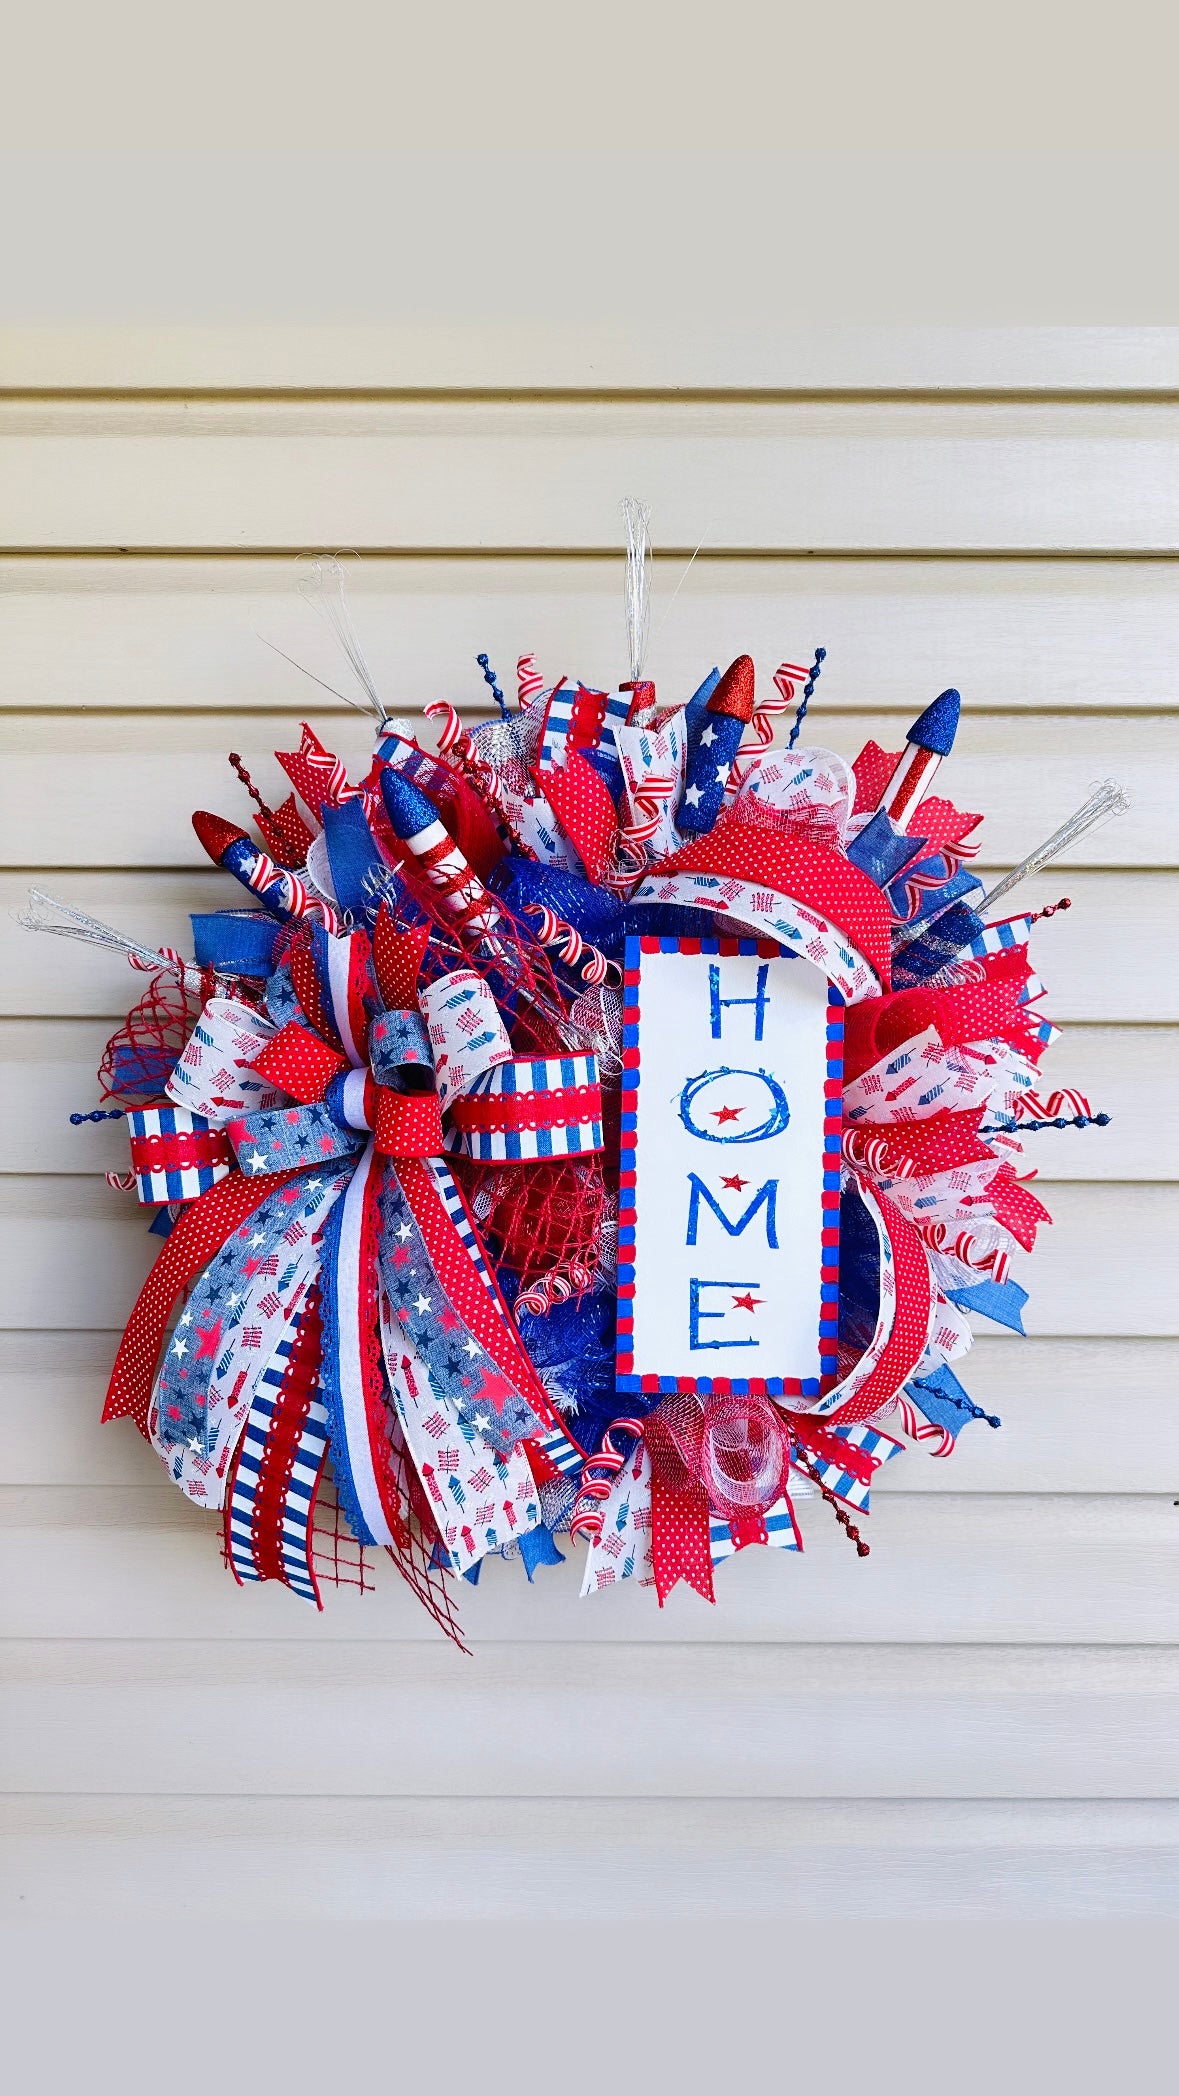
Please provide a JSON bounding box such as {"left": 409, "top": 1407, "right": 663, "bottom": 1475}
{"left": 28, "top": 541, "right": 1124, "bottom": 1647}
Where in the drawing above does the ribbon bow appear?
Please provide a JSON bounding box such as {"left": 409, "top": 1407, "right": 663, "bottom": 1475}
{"left": 103, "top": 924, "right": 598, "bottom": 1574}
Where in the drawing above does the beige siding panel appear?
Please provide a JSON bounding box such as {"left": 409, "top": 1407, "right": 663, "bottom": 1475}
{"left": 2, "top": 1497, "right": 1176, "bottom": 1644}
{"left": 2, "top": 556, "right": 1178, "bottom": 716}
{"left": 0, "top": 873, "right": 228, "bottom": 1017}
{"left": 1, "top": 871, "right": 1171, "bottom": 1025}
{"left": 1, "top": 708, "right": 1171, "bottom": 870}
{"left": 4, "top": 322, "right": 1179, "bottom": 392}
{"left": 2, "top": 1644, "right": 1177, "bottom": 1801}
{"left": 5, "top": 1795, "right": 1176, "bottom": 1920}
{"left": 0, "top": 1178, "right": 1169, "bottom": 1337}
{"left": 2, "top": 1335, "right": 1170, "bottom": 1496}
{"left": 2, "top": 1020, "right": 1168, "bottom": 1180}
{"left": 4, "top": 400, "right": 1179, "bottom": 552}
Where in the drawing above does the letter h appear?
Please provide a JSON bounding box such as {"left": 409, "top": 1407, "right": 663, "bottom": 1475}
{"left": 710, "top": 962, "right": 769, "bottom": 1042}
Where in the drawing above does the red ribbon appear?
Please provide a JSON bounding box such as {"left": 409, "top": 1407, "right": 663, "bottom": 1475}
{"left": 448, "top": 1080, "right": 602, "bottom": 1139}
{"left": 536, "top": 751, "right": 619, "bottom": 885}
{"left": 823, "top": 1184, "right": 933, "bottom": 1427}
{"left": 127, "top": 1123, "right": 234, "bottom": 1179}
{"left": 250, "top": 1016, "right": 445, "bottom": 1158}
{"left": 253, "top": 1019, "right": 349, "bottom": 1102}
{"left": 842, "top": 967, "right": 1040, "bottom": 1083}
{"left": 653, "top": 825, "right": 895, "bottom": 990}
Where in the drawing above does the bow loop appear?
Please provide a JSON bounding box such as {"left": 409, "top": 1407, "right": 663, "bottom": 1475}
{"left": 645, "top": 1390, "right": 789, "bottom": 1520}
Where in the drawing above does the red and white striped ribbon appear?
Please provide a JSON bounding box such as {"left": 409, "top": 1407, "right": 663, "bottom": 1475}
{"left": 913, "top": 1218, "right": 1011, "bottom": 1283}
{"left": 569, "top": 1418, "right": 647, "bottom": 1541}
{"left": 424, "top": 699, "right": 530, "bottom": 853}
{"left": 891, "top": 1391, "right": 956, "bottom": 1458}
{"left": 243, "top": 848, "right": 340, "bottom": 934}
{"left": 522, "top": 903, "right": 619, "bottom": 987}
{"left": 1012, "top": 1088, "right": 1093, "bottom": 1121}
{"left": 610, "top": 770, "right": 677, "bottom": 884}
{"left": 841, "top": 1127, "right": 918, "bottom": 1180}
{"left": 517, "top": 655, "right": 545, "bottom": 708}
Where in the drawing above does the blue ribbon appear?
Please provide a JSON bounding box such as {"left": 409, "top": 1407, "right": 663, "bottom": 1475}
{"left": 190, "top": 910, "right": 282, "bottom": 978}
{"left": 947, "top": 1277, "right": 1029, "bottom": 1334}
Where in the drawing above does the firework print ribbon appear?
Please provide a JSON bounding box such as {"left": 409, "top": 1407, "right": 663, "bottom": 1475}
{"left": 843, "top": 1024, "right": 1035, "bottom": 1125}
{"left": 418, "top": 968, "right": 512, "bottom": 1108}
{"left": 729, "top": 744, "right": 855, "bottom": 844}
{"left": 614, "top": 715, "right": 686, "bottom": 868}
{"left": 164, "top": 996, "right": 287, "bottom": 1122}
{"left": 380, "top": 1321, "right": 543, "bottom": 1575}
{"left": 633, "top": 828, "right": 893, "bottom": 1001}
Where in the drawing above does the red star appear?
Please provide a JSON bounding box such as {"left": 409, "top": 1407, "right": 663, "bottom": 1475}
{"left": 711, "top": 1104, "right": 743, "bottom": 1124}
{"left": 474, "top": 1369, "right": 518, "bottom": 1417}
{"left": 721, "top": 1174, "right": 748, "bottom": 1191}
{"left": 438, "top": 1308, "right": 459, "bottom": 1333}
{"left": 194, "top": 1317, "right": 223, "bottom": 1361}
{"left": 732, "top": 1293, "right": 761, "bottom": 1312}
{"left": 392, "top": 1245, "right": 410, "bottom": 1268}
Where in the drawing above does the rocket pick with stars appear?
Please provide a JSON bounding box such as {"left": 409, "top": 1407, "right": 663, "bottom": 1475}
{"left": 677, "top": 653, "right": 756, "bottom": 835}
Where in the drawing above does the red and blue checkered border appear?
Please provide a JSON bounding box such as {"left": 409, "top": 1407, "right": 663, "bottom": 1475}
{"left": 614, "top": 935, "right": 843, "bottom": 1402}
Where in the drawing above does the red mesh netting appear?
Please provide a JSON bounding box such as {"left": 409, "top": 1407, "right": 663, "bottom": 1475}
{"left": 381, "top": 1433, "right": 470, "bottom": 1653}
{"left": 98, "top": 970, "right": 204, "bottom": 1107}
{"left": 463, "top": 1156, "right": 608, "bottom": 1291}
{"left": 309, "top": 1472, "right": 376, "bottom": 1595}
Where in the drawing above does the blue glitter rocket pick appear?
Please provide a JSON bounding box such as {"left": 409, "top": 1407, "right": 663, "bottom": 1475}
{"left": 380, "top": 767, "right": 438, "bottom": 841}
{"left": 908, "top": 688, "right": 961, "bottom": 755}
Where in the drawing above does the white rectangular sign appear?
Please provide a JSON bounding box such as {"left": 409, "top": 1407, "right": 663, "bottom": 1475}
{"left": 617, "top": 938, "right": 842, "bottom": 1399}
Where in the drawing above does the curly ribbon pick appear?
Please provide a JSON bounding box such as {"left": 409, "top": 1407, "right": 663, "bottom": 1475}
{"left": 517, "top": 655, "right": 545, "bottom": 708}
{"left": 726, "top": 660, "right": 802, "bottom": 796}
{"left": 521, "top": 903, "right": 620, "bottom": 987}
{"left": 424, "top": 699, "right": 527, "bottom": 851}
{"left": 569, "top": 1417, "right": 648, "bottom": 1542}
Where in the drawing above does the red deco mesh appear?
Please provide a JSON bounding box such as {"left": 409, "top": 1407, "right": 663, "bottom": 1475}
{"left": 462, "top": 1155, "right": 608, "bottom": 1291}
{"left": 98, "top": 970, "right": 204, "bottom": 1108}
{"left": 308, "top": 1474, "right": 375, "bottom": 1594}
{"left": 379, "top": 1428, "right": 470, "bottom": 1654}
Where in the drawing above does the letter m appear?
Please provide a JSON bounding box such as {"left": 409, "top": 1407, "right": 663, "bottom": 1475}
{"left": 686, "top": 1173, "right": 779, "bottom": 1250}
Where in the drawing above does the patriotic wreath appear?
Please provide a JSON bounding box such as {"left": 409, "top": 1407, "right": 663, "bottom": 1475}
{"left": 29, "top": 543, "right": 1124, "bottom": 1646}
